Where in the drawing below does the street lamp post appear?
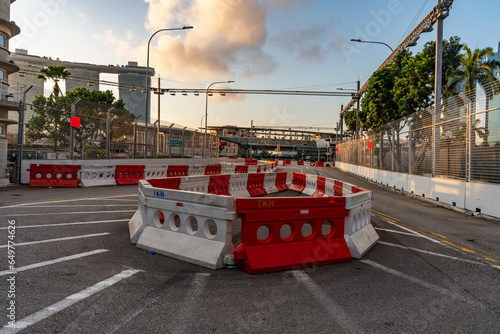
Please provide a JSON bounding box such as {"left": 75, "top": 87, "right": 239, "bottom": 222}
{"left": 145, "top": 26, "right": 192, "bottom": 158}
{"left": 350, "top": 39, "right": 394, "bottom": 52}
{"left": 204, "top": 80, "right": 234, "bottom": 157}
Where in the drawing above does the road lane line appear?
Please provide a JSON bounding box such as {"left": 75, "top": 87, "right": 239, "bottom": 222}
{"left": 0, "top": 194, "right": 137, "bottom": 209}
{"left": 378, "top": 241, "right": 500, "bottom": 269}
{"left": 292, "top": 270, "right": 366, "bottom": 334}
{"left": 0, "top": 249, "right": 109, "bottom": 277}
{"left": 0, "top": 268, "right": 141, "bottom": 333}
{"left": 0, "top": 219, "right": 129, "bottom": 230}
{"left": 15, "top": 204, "right": 136, "bottom": 208}
{"left": 360, "top": 260, "right": 486, "bottom": 308}
{"left": 0, "top": 233, "right": 110, "bottom": 248}
{"left": 372, "top": 210, "right": 500, "bottom": 263}
{"left": 374, "top": 227, "right": 422, "bottom": 237}
{"left": 10, "top": 210, "right": 137, "bottom": 217}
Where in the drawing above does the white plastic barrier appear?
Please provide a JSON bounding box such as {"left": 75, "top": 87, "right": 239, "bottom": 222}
{"left": 228, "top": 174, "right": 250, "bottom": 198}
{"left": 302, "top": 174, "right": 318, "bottom": 196}
{"left": 248, "top": 166, "right": 258, "bottom": 173}
{"left": 221, "top": 164, "right": 236, "bottom": 174}
{"left": 131, "top": 180, "right": 237, "bottom": 269}
{"left": 144, "top": 165, "right": 168, "bottom": 179}
{"left": 79, "top": 166, "right": 116, "bottom": 187}
{"left": 188, "top": 165, "right": 206, "bottom": 176}
{"left": 180, "top": 175, "right": 210, "bottom": 193}
{"left": 263, "top": 173, "right": 279, "bottom": 194}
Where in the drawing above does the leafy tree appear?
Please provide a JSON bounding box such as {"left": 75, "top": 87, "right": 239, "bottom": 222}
{"left": 25, "top": 87, "right": 134, "bottom": 154}
{"left": 458, "top": 44, "right": 500, "bottom": 92}
{"left": 37, "top": 66, "right": 71, "bottom": 97}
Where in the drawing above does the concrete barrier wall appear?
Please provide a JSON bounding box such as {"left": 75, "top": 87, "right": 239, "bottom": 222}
{"left": 336, "top": 162, "right": 500, "bottom": 218}
{"left": 21, "top": 158, "right": 219, "bottom": 184}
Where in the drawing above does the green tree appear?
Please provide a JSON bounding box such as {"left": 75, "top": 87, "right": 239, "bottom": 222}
{"left": 37, "top": 66, "right": 71, "bottom": 97}
{"left": 458, "top": 44, "right": 500, "bottom": 92}
{"left": 25, "top": 88, "right": 134, "bottom": 155}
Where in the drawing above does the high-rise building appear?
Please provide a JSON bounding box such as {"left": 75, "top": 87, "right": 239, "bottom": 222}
{"left": 0, "top": 0, "right": 21, "bottom": 177}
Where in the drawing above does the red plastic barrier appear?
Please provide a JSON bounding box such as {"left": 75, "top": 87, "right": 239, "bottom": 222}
{"left": 234, "top": 197, "right": 351, "bottom": 274}
{"left": 235, "top": 165, "right": 249, "bottom": 174}
{"left": 208, "top": 174, "right": 231, "bottom": 196}
{"left": 147, "top": 177, "right": 181, "bottom": 190}
{"left": 334, "top": 180, "right": 343, "bottom": 196}
{"left": 289, "top": 173, "right": 306, "bottom": 192}
{"left": 205, "top": 165, "right": 222, "bottom": 175}
{"left": 29, "top": 164, "right": 80, "bottom": 188}
{"left": 297, "top": 161, "right": 304, "bottom": 166}
{"left": 313, "top": 176, "right": 326, "bottom": 197}
{"left": 257, "top": 166, "right": 261, "bottom": 173}
{"left": 115, "top": 165, "right": 145, "bottom": 185}
{"left": 167, "top": 165, "right": 189, "bottom": 177}
{"left": 245, "top": 158, "right": 258, "bottom": 165}
{"left": 283, "top": 160, "right": 291, "bottom": 166}
{"left": 275, "top": 172, "right": 288, "bottom": 192}
{"left": 247, "top": 173, "right": 266, "bottom": 197}
{"left": 316, "top": 161, "right": 325, "bottom": 167}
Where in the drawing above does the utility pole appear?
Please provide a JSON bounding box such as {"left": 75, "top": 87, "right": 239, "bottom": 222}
{"left": 356, "top": 76, "right": 360, "bottom": 138}
{"left": 157, "top": 76, "right": 161, "bottom": 155}
{"left": 433, "top": 0, "right": 445, "bottom": 176}
{"left": 16, "top": 85, "right": 33, "bottom": 184}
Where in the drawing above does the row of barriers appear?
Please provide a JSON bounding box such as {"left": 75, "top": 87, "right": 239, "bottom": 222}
{"left": 272, "top": 160, "right": 330, "bottom": 167}
{"left": 128, "top": 171, "right": 378, "bottom": 274}
{"left": 26, "top": 161, "right": 279, "bottom": 188}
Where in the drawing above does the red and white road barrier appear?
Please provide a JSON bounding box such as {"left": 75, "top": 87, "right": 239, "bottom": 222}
{"left": 79, "top": 166, "right": 116, "bottom": 187}
{"left": 129, "top": 171, "right": 378, "bottom": 273}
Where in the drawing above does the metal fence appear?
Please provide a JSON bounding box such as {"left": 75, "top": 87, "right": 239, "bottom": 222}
{"left": 8, "top": 96, "right": 219, "bottom": 160}
{"left": 336, "top": 81, "right": 500, "bottom": 184}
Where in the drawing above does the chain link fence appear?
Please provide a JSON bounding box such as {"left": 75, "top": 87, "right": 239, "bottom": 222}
{"left": 337, "top": 81, "right": 500, "bottom": 184}
{"left": 8, "top": 96, "right": 219, "bottom": 161}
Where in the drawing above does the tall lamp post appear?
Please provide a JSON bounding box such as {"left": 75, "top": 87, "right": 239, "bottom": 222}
{"left": 145, "top": 26, "right": 192, "bottom": 157}
{"left": 350, "top": 39, "right": 394, "bottom": 52}
{"left": 204, "top": 80, "right": 234, "bottom": 157}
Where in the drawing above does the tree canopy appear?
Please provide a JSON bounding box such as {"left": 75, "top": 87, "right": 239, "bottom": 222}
{"left": 37, "top": 66, "right": 71, "bottom": 97}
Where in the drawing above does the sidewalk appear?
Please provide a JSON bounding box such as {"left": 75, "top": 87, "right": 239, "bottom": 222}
{"left": 0, "top": 177, "right": 25, "bottom": 189}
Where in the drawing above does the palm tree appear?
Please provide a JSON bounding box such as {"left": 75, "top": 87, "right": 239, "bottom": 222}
{"left": 38, "top": 66, "right": 71, "bottom": 97}
{"left": 459, "top": 44, "right": 500, "bottom": 92}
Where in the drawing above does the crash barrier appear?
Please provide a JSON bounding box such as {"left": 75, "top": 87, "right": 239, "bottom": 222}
{"left": 234, "top": 197, "right": 352, "bottom": 274}
{"left": 129, "top": 171, "right": 377, "bottom": 273}
{"left": 79, "top": 166, "right": 116, "bottom": 187}
{"left": 26, "top": 161, "right": 277, "bottom": 188}
{"left": 130, "top": 180, "right": 236, "bottom": 269}
{"left": 29, "top": 164, "right": 81, "bottom": 188}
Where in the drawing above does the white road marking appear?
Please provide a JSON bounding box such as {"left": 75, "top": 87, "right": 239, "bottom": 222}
{"left": 360, "top": 260, "right": 485, "bottom": 308}
{"left": 0, "top": 268, "right": 141, "bottom": 333}
{"left": 0, "top": 195, "right": 137, "bottom": 209}
{"left": 374, "top": 216, "right": 444, "bottom": 246}
{"left": 375, "top": 227, "right": 422, "bottom": 237}
{"left": 293, "top": 270, "right": 366, "bottom": 334}
{"left": 378, "top": 241, "right": 495, "bottom": 267}
{"left": 0, "top": 219, "right": 129, "bottom": 230}
{"left": 0, "top": 233, "right": 110, "bottom": 248}
{"left": 0, "top": 249, "right": 109, "bottom": 277}
{"left": 10, "top": 210, "right": 137, "bottom": 216}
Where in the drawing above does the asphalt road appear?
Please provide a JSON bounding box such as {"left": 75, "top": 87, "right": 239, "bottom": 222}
{"left": 0, "top": 166, "right": 498, "bottom": 333}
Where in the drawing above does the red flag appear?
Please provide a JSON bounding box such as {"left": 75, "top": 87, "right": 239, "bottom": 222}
{"left": 70, "top": 116, "right": 81, "bottom": 128}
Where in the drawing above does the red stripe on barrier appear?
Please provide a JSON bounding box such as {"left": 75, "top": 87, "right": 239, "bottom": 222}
{"left": 297, "top": 161, "right": 304, "bottom": 166}
{"left": 235, "top": 165, "right": 249, "bottom": 174}
{"left": 208, "top": 174, "right": 231, "bottom": 196}
{"left": 275, "top": 172, "right": 289, "bottom": 191}
{"left": 147, "top": 177, "right": 181, "bottom": 190}
{"left": 334, "top": 180, "right": 343, "bottom": 196}
{"left": 289, "top": 173, "right": 306, "bottom": 192}
{"left": 115, "top": 165, "right": 145, "bottom": 185}
{"left": 316, "top": 161, "right": 325, "bottom": 167}
{"left": 313, "top": 176, "right": 326, "bottom": 197}
{"left": 167, "top": 165, "right": 189, "bottom": 177}
{"left": 257, "top": 166, "right": 261, "bottom": 173}
{"left": 283, "top": 160, "right": 291, "bottom": 166}
{"left": 247, "top": 173, "right": 266, "bottom": 197}
{"left": 234, "top": 197, "right": 351, "bottom": 274}
{"left": 205, "top": 165, "right": 222, "bottom": 175}
{"left": 245, "top": 158, "right": 258, "bottom": 165}
{"left": 28, "top": 164, "right": 80, "bottom": 188}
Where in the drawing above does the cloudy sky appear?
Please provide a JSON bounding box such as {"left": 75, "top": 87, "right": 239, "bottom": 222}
{"left": 9, "top": 0, "right": 500, "bottom": 130}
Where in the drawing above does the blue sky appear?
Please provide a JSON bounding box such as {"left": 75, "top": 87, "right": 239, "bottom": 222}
{"left": 9, "top": 0, "right": 500, "bottom": 131}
